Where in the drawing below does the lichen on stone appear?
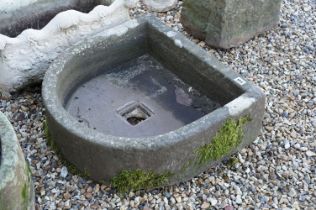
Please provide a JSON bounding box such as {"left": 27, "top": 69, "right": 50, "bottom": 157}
{"left": 111, "top": 169, "right": 172, "bottom": 193}
{"left": 196, "top": 116, "right": 251, "bottom": 165}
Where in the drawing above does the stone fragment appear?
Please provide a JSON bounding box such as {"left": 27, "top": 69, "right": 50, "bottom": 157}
{"left": 284, "top": 140, "right": 290, "bottom": 149}
{"left": 208, "top": 197, "right": 218, "bottom": 206}
{"left": 60, "top": 166, "right": 68, "bottom": 178}
{"left": 201, "top": 202, "right": 210, "bottom": 209}
{"left": 236, "top": 195, "right": 242, "bottom": 204}
{"left": 306, "top": 151, "right": 316, "bottom": 157}
{"left": 181, "top": 0, "right": 282, "bottom": 49}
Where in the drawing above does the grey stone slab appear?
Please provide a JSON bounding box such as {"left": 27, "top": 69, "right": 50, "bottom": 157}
{"left": 181, "top": 0, "right": 282, "bottom": 49}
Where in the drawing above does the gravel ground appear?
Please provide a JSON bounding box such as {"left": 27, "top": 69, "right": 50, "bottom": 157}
{"left": 0, "top": 0, "right": 315, "bottom": 209}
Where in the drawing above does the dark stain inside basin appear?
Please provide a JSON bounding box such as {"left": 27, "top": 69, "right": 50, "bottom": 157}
{"left": 65, "top": 54, "right": 221, "bottom": 138}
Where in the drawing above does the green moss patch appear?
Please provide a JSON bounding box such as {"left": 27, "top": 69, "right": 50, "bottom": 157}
{"left": 44, "top": 120, "right": 56, "bottom": 151}
{"left": 196, "top": 116, "right": 251, "bottom": 165}
{"left": 21, "top": 182, "right": 28, "bottom": 209}
{"left": 111, "top": 169, "right": 172, "bottom": 193}
{"left": 225, "top": 156, "right": 240, "bottom": 168}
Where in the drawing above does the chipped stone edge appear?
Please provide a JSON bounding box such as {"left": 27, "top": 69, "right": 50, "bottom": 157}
{"left": 225, "top": 95, "right": 256, "bottom": 116}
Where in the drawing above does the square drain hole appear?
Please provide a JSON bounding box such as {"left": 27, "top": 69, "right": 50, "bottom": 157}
{"left": 117, "top": 102, "right": 153, "bottom": 126}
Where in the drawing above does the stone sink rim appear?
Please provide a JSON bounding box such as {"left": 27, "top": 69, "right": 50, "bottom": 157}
{"left": 42, "top": 15, "right": 263, "bottom": 150}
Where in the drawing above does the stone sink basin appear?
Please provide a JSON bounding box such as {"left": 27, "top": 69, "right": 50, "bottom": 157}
{"left": 42, "top": 16, "right": 265, "bottom": 192}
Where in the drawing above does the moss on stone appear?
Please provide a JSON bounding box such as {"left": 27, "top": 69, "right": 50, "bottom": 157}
{"left": 111, "top": 169, "right": 172, "bottom": 193}
{"left": 43, "top": 119, "right": 90, "bottom": 178}
{"left": 225, "top": 156, "right": 240, "bottom": 168}
{"left": 180, "top": 159, "right": 193, "bottom": 173}
{"left": 21, "top": 182, "right": 28, "bottom": 208}
{"left": 44, "top": 120, "right": 56, "bottom": 151}
{"left": 196, "top": 116, "right": 251, "bottom": 165}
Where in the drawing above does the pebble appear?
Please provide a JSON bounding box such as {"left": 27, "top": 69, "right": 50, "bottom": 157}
{"left": 175, "top": 196, "right": 182, "bottom": 203}
{"left": 208, "top": 197, "right": 218, "bottom": 206}
{"left": 201, "top": 202, "right": 210, "bottom": 209}
{"left": 225, "top": 205, "right": 234, "bottom": 210}
{"left": 289, "top": 188, "right": 297, "bottom": 197}
{"left": 284, "top": 140, "right": 291, "bottom": 149}
{"left": 306, "top": 150, "right": 315, "bottom": 157}
{"left": 60, "top": 166, "right": 68, "bottom": 178}
{"left": 235, "top": 195, "right": 242, "bottom": 205}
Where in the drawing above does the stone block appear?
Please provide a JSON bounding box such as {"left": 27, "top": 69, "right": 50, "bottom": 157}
{"left": 181, "top": 0, "right": 282, "bottom": 48}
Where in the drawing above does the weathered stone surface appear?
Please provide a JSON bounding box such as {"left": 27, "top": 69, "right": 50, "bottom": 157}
{"left": 0, "top": 0, "right": 137, "bottom": 97}
{"left": 181, "top": 0, "right": 282, "bottom": 49}
{"left": 42, "top": 16, "right": 265, "bottom": 191}
{"left": 0, "top": 0, "right": 110, "bottom": 37}
{"left": 144, "top": 0, "right": 178, "bottom": 12}
{"left": 0, "top": 112, "right": 34, "bottom": 210}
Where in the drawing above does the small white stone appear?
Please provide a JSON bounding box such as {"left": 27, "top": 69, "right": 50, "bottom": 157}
{"left": 284, "top": 140, "right": 290, "bottom": 149}
{"left": 238, "top": 153, "right": 245, "bottom": 163}
{"left": 64, "top": 200, "right": 71, "bottom": 208}
{"left": 288, "top": 188, "right": 297, "bottom": 197}
{"left": 245, "top": 168, "right": 250, "bottom": 173}
{"left": 235, "top": 195, "right": 242, "bottom": 204}
{"left": 60, "top": 166, "right": 68, "bottom": 178}
{"left": 306, "top": 150, "right": 316, "bottom": 157}
{"left": 175, "top": 196, "right": 182, "bottom": 203}
{"left": 294, "top": 143, "right": 301, "bottom": 149}
{"left": 201, "top": 202, "right": 210, "bottom": 209}
{"left": 208, "top": 197, "right": 218, "bottom": 206}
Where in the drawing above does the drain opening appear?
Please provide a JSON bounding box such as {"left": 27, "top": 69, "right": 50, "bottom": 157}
{"left": 126, "top": 116, "right": 146, "bottom": 126}
{"left": 117, "top": 102, "right": 153, "bottom": 126}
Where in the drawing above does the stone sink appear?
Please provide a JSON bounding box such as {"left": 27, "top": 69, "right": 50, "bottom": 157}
{"left": 42, "top": 16, "right": 265, "bottom": 192}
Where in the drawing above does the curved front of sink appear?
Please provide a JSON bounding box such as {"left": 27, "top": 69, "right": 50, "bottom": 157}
{"left": 42, "top": 16, "right": 265, "bottom": 192}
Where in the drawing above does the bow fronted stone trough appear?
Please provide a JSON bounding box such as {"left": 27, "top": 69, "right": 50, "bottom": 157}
{"left": 42, "top": 16, "right": 265, "bottom": 192}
